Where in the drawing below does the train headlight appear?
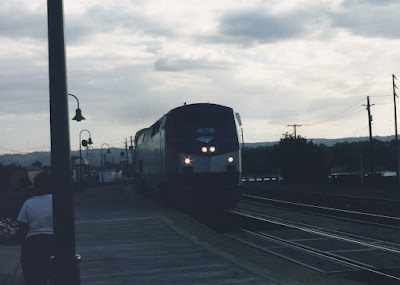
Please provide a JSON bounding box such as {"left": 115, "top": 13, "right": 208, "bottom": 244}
{"left": 184, "top": 158, "right": 191, "bottom": 165}
{"left": 228, "top": 156, "right": 234, "bottom": 163}
{"left": 201, "top": 147, "right": 207, "bottom": 153}
{"left": 209, "top": 146, "right": 216, "bottom": 153}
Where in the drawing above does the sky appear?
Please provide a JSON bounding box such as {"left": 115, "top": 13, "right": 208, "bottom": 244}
{"left": 1, "top": 0, "right": 400, "bottom": 154}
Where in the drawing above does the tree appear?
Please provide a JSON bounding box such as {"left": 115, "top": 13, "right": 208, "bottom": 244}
{"left": 0, "top": 164, "right": 30, "bottom": 218}
{"left": 31, "top": 161, "right": 42, "bottom": 168}
{"left": 242, "top": 146, "right": 277, "bottom": 176}
{"left": 276, "top": 133, "right": 330, "bottom": 183}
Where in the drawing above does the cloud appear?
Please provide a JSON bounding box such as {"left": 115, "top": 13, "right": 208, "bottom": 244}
{"left": 2, "top": 0, "right": 400, "bottom": 154}
{"left": 64, "top": 4, "right": 174, "bottom": 45}
{"left": 216, "top": 9, "right": 307, "bottom": 44}
{"left": 329, "top": 4, "right": 400, "bottom": 39}
{"left": 0, "top": 5, "right": 46, "bottom": 40}
{"left": 343, "top": 0, "right": 399, "bottom": 5}
{"left": 153, "top": 56, "right": 230, "bottom": 72}
{"left": 213, "top": 1, "right": 400, "bottom": 46}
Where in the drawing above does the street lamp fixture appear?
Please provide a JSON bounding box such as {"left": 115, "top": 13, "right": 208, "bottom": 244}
{"left": 68, "top": 93, "right": 86, "bottom": 122}
{"left": 79, "top": 129, "right": 93, "bottom": 183}
{"left": 81, "top": 137, "right": 93, "bottom": 147}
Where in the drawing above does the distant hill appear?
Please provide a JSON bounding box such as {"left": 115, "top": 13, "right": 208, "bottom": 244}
{"left": 0, "top": 148, "right": 129, "bottom": 167}
{"left": 0, "top": 135, "right": 396, "bottom": 166}
{"left": 245, "top": 135, "right": 395, "bottom": 148}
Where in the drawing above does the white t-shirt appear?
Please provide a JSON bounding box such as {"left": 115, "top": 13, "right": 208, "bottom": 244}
{"left": 17, "top": 194, "right": 53, "bottom": 239}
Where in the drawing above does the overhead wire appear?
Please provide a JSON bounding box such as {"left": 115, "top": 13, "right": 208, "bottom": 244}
{"left": 276, "top": 95, "right": 386, "bottom": 140}
{"left": 369, "top": 95, "right": 392, "bottom": 98}
{"left": 304, "top": 96, "right": 366, "bottom": 126}
{"left": 260, "top": 97, "right": 368, "bottom": 142}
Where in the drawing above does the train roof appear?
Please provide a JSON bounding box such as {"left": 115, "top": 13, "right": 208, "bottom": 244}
{"left": 167, "top": 103, "right": 233, "bottom": 115}
{"left": 134, "top": 103, "right": 235, "bottom": 139}
{"left": 134, "top": 128, "right": 148, "bottom": 141}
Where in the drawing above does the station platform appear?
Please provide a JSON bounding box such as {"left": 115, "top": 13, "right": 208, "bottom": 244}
{"left": 2, "top": 184, "right": 365, "bottom": 284}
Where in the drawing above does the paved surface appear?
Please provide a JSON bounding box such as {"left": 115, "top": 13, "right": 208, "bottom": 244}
{"left": 1, "top": 183, "right": 371, "bottom": 284}
{"left": 74, "top": 185, "right": 279, "bottom": 284}
{"left": 0, "top": 245, "right": 23, "bottom": 285}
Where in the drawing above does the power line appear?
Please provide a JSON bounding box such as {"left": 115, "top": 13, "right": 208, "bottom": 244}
{"left": 370, "top": 95, "right": 392, "bottom": 98}
{"left": 374, "top": 103, "right": 392, "bottom": 106}
{"left": 305, "top": 106, "right": 364, "bottom": 126}
{"left": 304, "top": 97, "right": 366, "bottom": 126}
{"left": 329, "top": 108, "right": 365, "bottom": 122}
{"left": 352, "top": 126, "right": 369, "bottom": 137}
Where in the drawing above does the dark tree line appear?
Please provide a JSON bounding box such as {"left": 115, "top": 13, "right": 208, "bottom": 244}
{"left": 0, "top": 163, "right": 31, "bottom": 218}
{"left": 242, "top": 133, "right": 398, "bottom": 183}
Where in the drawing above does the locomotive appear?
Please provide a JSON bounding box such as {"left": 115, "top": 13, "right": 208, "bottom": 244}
{"left": 134, "top": 103, "right": 242, "bottom": 210}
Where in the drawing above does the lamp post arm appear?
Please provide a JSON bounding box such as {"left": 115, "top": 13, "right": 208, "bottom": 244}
{"left": 100, "top": 143, "right": 110, "bottom": 183}
{"left": 101, "top": 143, "right": 110, "bottom": 149}
{"left": 68, "top": 93, "right": 80, "bottom": 109}
{"left": 79, "top": 129, "right": 91, "bottom": 138}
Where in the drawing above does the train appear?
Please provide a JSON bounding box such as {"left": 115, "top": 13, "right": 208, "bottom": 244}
{"left": 133, "top": 103, "right": 242, "bottom": 211}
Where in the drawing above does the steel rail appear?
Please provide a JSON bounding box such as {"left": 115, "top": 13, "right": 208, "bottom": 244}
{"left": 242, "top": 194, "right": 400, "bottom": 223}
{"left": 228, "top": 208, "right": 400, "bottom": 254}
{"left": 227, "top": 209, "right": 400, "bottom": 282}
{"left": 241, "top": 199, "right": 400, "bottom": 250}
{"left": 241, "top": 197, "right": 400, "bottom": 231}
{"left": 241, "top": 200, "right": 400, "bottom": 246}
{"left": 241, "top": 184, "right": 400, "bottom": 206}
{"left": 234, "top": 229, "right": 400, "bottom": 282}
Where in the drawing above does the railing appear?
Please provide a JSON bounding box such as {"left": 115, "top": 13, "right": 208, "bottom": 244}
{"left": 241, "top": 176, "right": 283, "bottom": 183}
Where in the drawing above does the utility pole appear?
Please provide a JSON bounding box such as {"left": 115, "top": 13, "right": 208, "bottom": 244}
{"left": 393, "top": 74, "right": 400, "bottom": 184}
{"left": 363, "top": 96, "right": 375, "bottom": 175}
{"left": 124, "top": 138, "right": 128, "bottom": 175}
{"left": 287, "top": 124, "right": 302, "bottom": 138}
{"left": 130, "top": 136, "right": 134, "bottom": 175}
{"left": 47, "top": 0, "right": 80, "bottom": 283}
{"left": 125, "top": 138, "right": 128, "bottom": 165}
{"left": 366, "top": 96, "right": 373, "bottom": 143}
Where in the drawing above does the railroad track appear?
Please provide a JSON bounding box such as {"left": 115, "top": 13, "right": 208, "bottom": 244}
{"left": 225, "top": 208, "right": 400, "bottom": 284}
{"left": 240, "top": 184, "right": 400, "bottom": 214}
{"left": 241, "top": 193, "right": 400, "bottom": 229}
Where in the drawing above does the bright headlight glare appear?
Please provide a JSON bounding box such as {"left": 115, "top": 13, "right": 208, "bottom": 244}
{"left": 209, "top": 146, "right": 216, "bottom": 152}
{"left": 201, "top": 147, "right": 207, "bottom": 153}
{"left": 184, "top": 158, "right": 191, "bottom": 165}
{"left": 228, "top": 156, "right": 234, "bottom": 163}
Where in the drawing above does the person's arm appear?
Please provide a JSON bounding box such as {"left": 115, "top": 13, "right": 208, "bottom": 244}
{"left": 16, "top": 221, "right": 28, "bottom": 243}
{"left": 16, "top": 201, "right": 28, "bottom": 243}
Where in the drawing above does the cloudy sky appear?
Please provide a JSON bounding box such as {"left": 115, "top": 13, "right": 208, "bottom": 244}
{"left": 1, "top": 0, "right": 400, "bottom": 154}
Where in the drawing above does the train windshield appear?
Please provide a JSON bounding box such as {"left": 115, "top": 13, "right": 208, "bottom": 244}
{"left": 166, "top": 105, "right": 239, "bottom": 153}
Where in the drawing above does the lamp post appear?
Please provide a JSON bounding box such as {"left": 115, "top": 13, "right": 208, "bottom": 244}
{"left": 86, "top": 146, "right": 93, "bottom": 159}
{"left": 68, "top": 93, "right": 85, "bottom": 122}
{"left": 79, "top": 129, "right": 93, "bottom": 183}
{"left": 47, "top": 0, "right": 80, "bottom": 283}
{"left": 124, "top": 138, "right": 129, "bottom": 176}
{"left": 101, "top": 143, "right": 111, "bottom": 183}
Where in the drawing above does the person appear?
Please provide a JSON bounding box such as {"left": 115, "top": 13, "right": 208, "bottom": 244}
{"left": 17, "top": 172, "right": 55, "bottom": 285}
